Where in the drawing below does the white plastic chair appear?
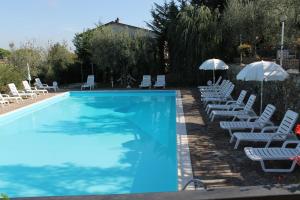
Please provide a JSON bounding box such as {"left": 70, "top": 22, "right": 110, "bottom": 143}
{"left": 23, "top": 81, "right": 48, "bottom": 95}
{"left": 200, "top": 81, "right": 232, "bottom": 97}
{"left": 139, "top": 75, "right": 151, "bottom": 88}
{"left": 0, "top": 93, "right": 22, "bottom": 103}
{"left": 35, "top": 78, "right": 57, "bottom": 92}
{"left": 153, "top": 75, "right": 166, "bottom": 88}
{"left": 198, "top": 76, "right": 222, "bottom": 90}
{"left": 231, "top": 110, "right": 299, "bottom": 149}
{"left": 206, "top": 90, "right": 247, "bottom": 114}
{"left": 8, "top": 83, "right": 37, "bottom": 99}
{"left": 220, "top": 104, "right": 276, "bottom": 136}
{"left": 209, "top": 94, "right": 256, "bottom": 122}
{"left": 81, "top": 75, "right": 95, "bottom": 90}
{"left": 201, "top": 84, "right": 235, "bottom": 106}
{"left": 244, "top": 141, "right": 300, "bottom": 172}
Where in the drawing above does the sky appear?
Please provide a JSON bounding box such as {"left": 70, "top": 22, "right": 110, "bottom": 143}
{"left": 0, "top": 0, "right": 165, "bottom": 50}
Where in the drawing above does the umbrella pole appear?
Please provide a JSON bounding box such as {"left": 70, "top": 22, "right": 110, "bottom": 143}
{"left": 260, "top": 81, "right": 263, "bottom": 115}
{"left": 213, "top": 69, "right": 215, "bottom": 85}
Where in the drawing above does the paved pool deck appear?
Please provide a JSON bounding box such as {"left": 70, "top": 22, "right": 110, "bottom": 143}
{"left": 0, "top": 93, "right": 60, "bottom": 115}
{"left": 180, "top": 89, "right": 300, "bottom": 188}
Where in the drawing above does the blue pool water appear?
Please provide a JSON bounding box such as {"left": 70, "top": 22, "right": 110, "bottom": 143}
{"left": 0, "top": 91, "right": 177, "bottom": 197}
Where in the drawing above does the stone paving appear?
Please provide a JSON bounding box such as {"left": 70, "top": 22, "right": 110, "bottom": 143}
{"left": 180, "top": 89, "right": 300, "bottom": 188}
{"left": 0, "top": 92, "right": 61, "bottom": 115}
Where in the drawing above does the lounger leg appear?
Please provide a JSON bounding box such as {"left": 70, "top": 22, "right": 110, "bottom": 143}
{"left": 234, "top": 140, "right": 240, "bottom": 149}
{"left": 260, "top": 160, "right": 297, "bottom": 173}
{"left": 229, "top": 135, "right": 235, "bottom": 143}
{"left": 228, "top": 129, "right": 233, "bottom": 137}
{"left": 210, "top": 114, "right": 215, "bottom": 122}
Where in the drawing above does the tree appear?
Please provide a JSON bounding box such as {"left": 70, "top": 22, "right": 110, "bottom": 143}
{"left": 8, "top": 41, "right": 44, "bottom": 79}
{"left": 43, "top": 42, "right": 76, "bottom": 83}
{"left": 149, "top": 2, "right": 221, "bottom": 85}
{"left": 0, "top": 48, "right": 11, "bottom": 59}
{"left": 90, "top": 27, "right": 159, "bottom": 85}
{"left": 0, "top": 63, "right": 23, "bottom": 92}
{"left": 73, "top": 29, "right": 94, "bottom": 66}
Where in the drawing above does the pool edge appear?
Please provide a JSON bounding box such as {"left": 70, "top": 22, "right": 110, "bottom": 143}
{"left": 176, "top": 90, "right": 194, "bottom": 191}
{"left": 0, "top": 92, "right": 69, "bottom": 118}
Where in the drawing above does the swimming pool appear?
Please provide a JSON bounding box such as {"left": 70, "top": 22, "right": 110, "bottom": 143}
{"left": 0, "top": 91, "right": 178, "bottom": 197}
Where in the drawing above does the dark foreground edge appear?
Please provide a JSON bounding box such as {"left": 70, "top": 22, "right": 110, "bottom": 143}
{"left": 12, "top": 184, "right": 300, "bottom": 200}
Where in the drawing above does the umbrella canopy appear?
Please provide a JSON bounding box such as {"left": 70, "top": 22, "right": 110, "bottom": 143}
{"left": 237, "top": 61, "right": 288, "bottom": 81}
{"left": 199, "top": 59, "right": 229, "bottom": 84}
{"left": 236, "top": 61, "right": 288, "bottom": 114}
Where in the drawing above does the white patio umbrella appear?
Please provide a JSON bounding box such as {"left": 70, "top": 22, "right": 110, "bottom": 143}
{"left": 237, "top": 60, "right": 289, "bottom": 114}
{"left": 27, "top": 63, "right": 31, "bottom": 81}
{"left": 199, "top": 58, "right": 229, "bottom": 84}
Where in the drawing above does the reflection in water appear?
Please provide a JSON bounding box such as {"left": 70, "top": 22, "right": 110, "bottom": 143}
{"left": 0, "top": 92, "right": 177, "bottom": 197}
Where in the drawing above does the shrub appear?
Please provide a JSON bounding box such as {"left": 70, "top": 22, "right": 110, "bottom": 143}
{"left": 0, "top": 64, "right": 23, "bottom": 93}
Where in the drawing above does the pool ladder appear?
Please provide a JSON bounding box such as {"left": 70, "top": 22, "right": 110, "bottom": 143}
{"left": 182, "top": 179, "right": 207, "bottom": 191}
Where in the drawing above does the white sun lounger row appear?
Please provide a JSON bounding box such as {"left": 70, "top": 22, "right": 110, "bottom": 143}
{"left": 198, "top": 79, "right": 300, "bottom": 172}
{"left": 1, "top": 78, "right": 58, "bottom": 108}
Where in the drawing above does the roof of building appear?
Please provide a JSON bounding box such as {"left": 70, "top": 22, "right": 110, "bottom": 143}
{"left": 103, "top": 18, "right": 154, "bottom": 34}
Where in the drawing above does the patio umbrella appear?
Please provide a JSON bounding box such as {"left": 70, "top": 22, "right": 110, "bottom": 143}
{"left": 27, "top": 63, "right": 32, "bottom": 84}
{"left": 199, "top": 58, "right": 229, "bottom": 84}
{"left": 237, "top": 60, "right": 289, "bottom": 114}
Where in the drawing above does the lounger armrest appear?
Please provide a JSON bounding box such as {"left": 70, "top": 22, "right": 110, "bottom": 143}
{"left": 282, "top": 141, "right": 300, "bottom": 148}
{"left": 265, "top": 133, "right": 290, "bottom": 147}
{"left": 31, "top": 87, "right": 37, "bottom": 90}
{"left": 247, "top": 116, "right": 259, "bottom": 122}
{"left": 43, "top": 84, "right": 49, "bottom": 87}
{"left": 225, "top": 100, "right": 237, "bottom": 105}
{"left": 265, "top": 121, "right": 274, "bottom": 126}
{"left": 2, "top": 94, "right": 10, "bottom": 97}
{"left": 232, "top": 106, "right": 244, "bottom": 111}
{"left": 18, "top": 90, "right": 25, "bottom": 93}
{"left": 261, "top": 126, "right": 279, "bottom": 133}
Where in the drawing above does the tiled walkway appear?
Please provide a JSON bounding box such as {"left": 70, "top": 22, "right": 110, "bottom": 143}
{"left": 180, "top": 89, "right": 300, "bottom": 188}
{"left": 0, "top": 93, "right": 60, "bottom": 115}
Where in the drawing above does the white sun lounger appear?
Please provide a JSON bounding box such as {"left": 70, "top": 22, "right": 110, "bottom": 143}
{"left": 220, "top": 104, "right": 276, "bottom": 136}
{"left": 0, "top": 99, "right": 9, "bottom": 107}
{"left": 35, "top": 78, "right": 58, "bottom": 92}
{"left": 81, "top": 75, "right": 95, "bottom": 90}
{"left": 201, "top": 84, "right": 235, "bottom": 106}
{"left": 245, "top": 141, "right": 300, "bottom": 172}
{"left": 200, "top": 81, "right": 232, "bottom": 97}
{"left": 231, "top": 110, "right": 299, "bottom": 149}
{"left": 198, "top": 76, "right": 222, "bottom": 90}
{"left": 8, "top": 83, "right": 37, "bottom": 99}
{"left": 209, "top": 94, "right": 256, "bottom": 122}
{"left": 23, "top": 81, "right": 48, "bottom": 95}
{"left": 139, "top": 75, "right": 151, "bottom": 88}
{"left": 198, "top": 80, "right": 230, "bottom": 92}
{"left": 0, "top": 93, "right": 22, "bottom": 103}
{"left": 153, "top": 75, "right": 166, "bottom": 88}
{"left": 206, "top": 90, "right": 247, "bottom": 114}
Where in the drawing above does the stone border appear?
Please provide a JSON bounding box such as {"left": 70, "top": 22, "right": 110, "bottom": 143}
{"left": 176, "top": 90, "right": 194, "bottom": 190}
{"left": 0, "top": 92, "right": 68, "bottom": 118}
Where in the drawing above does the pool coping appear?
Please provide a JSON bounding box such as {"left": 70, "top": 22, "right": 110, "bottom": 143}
{"left": 176, "top": 90, "right": 194, "bottom": 190}
{"left": 0, "top": 92, "right": 68, "bottom": 118}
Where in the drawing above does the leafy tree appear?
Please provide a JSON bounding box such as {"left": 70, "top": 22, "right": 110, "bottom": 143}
{"left": 8, "top": 41, "right": 45, "bottom": 79}
{"left": 90, "top": 27, "right": 159, "bottom": 85}
{"left": 0, "top": 63, "right": 23, "bottom": 92}
{"left": 73, "top": 29, "right": 94, "bottom": 66}
{"left": 149, "top": 2, "right": 221, "bottom": 85}
{"left": 42, "top": 42, "right": 76, "bottom": 83}
{"left": 0, "top": 48, "right": 11, "bottom": 59}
